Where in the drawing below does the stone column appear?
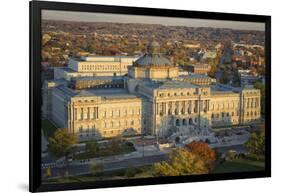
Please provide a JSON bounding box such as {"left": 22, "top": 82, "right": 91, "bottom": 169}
{"left": 190, "top": 100, "right": 194, "bottom": 114}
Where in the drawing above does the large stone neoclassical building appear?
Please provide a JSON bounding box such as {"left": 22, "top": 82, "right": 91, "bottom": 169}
{"left": 43, "top": 41, "right": 261, "bottom": 140}
{"left": 54, "top": 55, "right": 138, "bottom": 80}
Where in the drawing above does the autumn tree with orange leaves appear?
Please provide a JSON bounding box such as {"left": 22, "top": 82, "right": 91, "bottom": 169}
{"left": 185, "top": 141, "right": 217, "bottom": 171}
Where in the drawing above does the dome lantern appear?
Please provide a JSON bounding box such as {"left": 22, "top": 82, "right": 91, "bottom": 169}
{"left": 148, "top": 41, "right": 160, "bottom": 55}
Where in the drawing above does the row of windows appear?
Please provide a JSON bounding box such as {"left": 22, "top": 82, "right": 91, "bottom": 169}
{"left": 159, "top": 107, "right": 208, "bottom": 116}
{"left": 211, "top": 112, "right": 237, "bottom": 119}
{"left": 246, "top": 98, "right": 259, "bottom": 108}
{"left": 77, "top": 119, "right": 141, "bottom": 131}
{"left": 103, "top": 119, "right": 141, "bottom": 128}
{"left": 246, "top": 111, "right": 259, "bottom": 117}
{"left": 210, "top": 111, "right": 259, "bottom": 119}
{"left": 75, "top": 108, "right": 141, "bottom": 120}
{"left": 80, "top": 64, "right": 127, "bottom": 71}
{"left": 101, "top": 108, "right": 141, "bottom": 118}
{"left": 174, "top": 118, "right": 209, "bottom": 127}
{"left": 79, "top": 128, "right": 141, "bottom": 137}
{"left": 158, "top": 91, "right": 209, "bottom": 98}
{"left": 158, "top": 100, "right": 209, "bottom": 109}
{"left": 175, "top": 118, "right": 196, "bottom": 126}
{"left": 210, "top": 103, "right": 239, "bottom": 110}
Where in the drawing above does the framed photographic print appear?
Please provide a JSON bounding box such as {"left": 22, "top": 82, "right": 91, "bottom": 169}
{"left": 29, "top": 0, "right": 271, "bottom": 192}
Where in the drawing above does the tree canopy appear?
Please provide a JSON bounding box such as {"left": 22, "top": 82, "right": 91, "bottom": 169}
{"left": 185, "top": 141, "right": 216, "bottom": 170}
{"left": 90, "top": 162, "right": 104, "bottom": 177}
{"left": 153, "top": 148, "right": 208, "bottom": 176}
{"left": 245, "top": 129, "right": 265, "bottom": 156}
{"left": 86, "top": 140, "right": 100, "bottom": 155}
{"left": 48, "top": 129, "right": 77, "bottom": 158}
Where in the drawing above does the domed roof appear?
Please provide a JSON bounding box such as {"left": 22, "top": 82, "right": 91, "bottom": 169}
{"left": 134, "top": 41, "right": 172, "bottom": 67}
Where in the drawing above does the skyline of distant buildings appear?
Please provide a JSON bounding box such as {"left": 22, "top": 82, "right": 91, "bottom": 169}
{"left": 42, "top": 10, "right": 265, "bottom": 31}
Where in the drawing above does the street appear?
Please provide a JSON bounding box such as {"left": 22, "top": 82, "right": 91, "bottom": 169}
{"left": 43, "top": 153, "right": 167, "bottom": 179}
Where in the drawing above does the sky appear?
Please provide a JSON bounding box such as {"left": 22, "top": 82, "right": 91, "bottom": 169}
{"left": 42, "top": 10, "right": 265, "bottom": 31}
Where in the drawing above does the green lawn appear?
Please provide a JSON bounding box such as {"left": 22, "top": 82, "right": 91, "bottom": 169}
{"left": 43, "top": 165, "right": 154, "bottom": 184}
{"left": 214, "top": 158, "right": 265, "bottom": 173}
{"left": 74, "top": 143, "right": 135, "bottom": 160}
{"left": 42, "top": 119, "right": 58, "bottom": 139}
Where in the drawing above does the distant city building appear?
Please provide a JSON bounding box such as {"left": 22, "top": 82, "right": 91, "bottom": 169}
{"left": 202, "top": 50, "right": 217, "bottom": 59}
{"left": 183, "top": 43, "right": 201, "bottom": 49}
{"left": 238, "top": 69, "right": 263, "bottom": 87}
{"left": 186, "top": 64, "right": 211, "bottom": 75}
{"left": 43, "top": 41, "right": 261, "bottom": 141}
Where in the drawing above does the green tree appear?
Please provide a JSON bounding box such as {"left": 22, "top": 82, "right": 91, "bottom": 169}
{"left": 245, "top": 130, "right": 265, "bottom": 156}
{"left": 90, "top": 162, "right": 104, "bottom": 177}
{"left": 153, "top": 148, "right": 208, "bottom": 176}
{"left": 48, "top": 129, "right": 77, "bottom": 158}
{"left": 125, "top": 166, "right": 137, "bottom": 178}
{"left": 86, "top": 140, "right": 100, "bottom": 155}
{"left": 107, "top": 138, "right": 122, "bottom": 153}
{"left": 45, "top": 168, "right": 52, "bottom": 178}
{"left": 86, "top": 44, "right": 96, "bottom": 53}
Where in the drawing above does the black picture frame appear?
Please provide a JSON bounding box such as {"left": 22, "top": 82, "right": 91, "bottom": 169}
{"left": 29, "top": 1, "right": 271, "bottom": 192}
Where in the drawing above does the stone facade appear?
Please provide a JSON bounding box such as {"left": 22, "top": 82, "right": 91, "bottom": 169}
{"left": 43, "top": 41, "right": 261, "bottom": 140}
{"left": 54, "top": 55, "right": 138, "bottom": 80}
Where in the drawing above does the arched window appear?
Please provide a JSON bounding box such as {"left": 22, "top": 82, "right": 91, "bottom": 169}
{"left": 183, "top": 119, "right": 187, "bottom": 125}
{"left": 176, "top": 119, "right": 180, "bottom": 126}
{"left": 189, "top": 118, "right": 192, "bottom": 125}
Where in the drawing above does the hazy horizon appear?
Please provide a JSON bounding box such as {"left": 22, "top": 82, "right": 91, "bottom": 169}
{"left": 42, "top": 10, "right": 265, "bottom": 31}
